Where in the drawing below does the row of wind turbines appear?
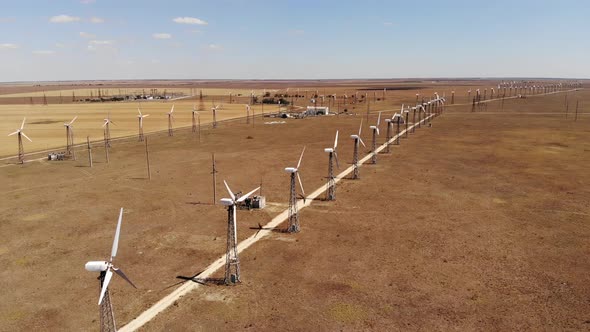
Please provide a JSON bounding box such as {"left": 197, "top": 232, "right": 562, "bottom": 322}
{"left": 84, "top": 94, "right": 446, "bottom": 332}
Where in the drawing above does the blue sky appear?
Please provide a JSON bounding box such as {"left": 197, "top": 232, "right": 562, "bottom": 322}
{"left": 0, "top": 0, "right": 588, "bottom": 81}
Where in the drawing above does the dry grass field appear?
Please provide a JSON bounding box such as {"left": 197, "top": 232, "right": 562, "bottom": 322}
{"left": 1, "top": 80, "right": 501, "bottom": 159}
{"left": 0, "top": 80, "right": 588, "bottom": 331}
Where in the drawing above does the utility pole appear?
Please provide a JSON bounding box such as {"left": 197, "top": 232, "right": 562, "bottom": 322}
{"left": 145, "top": 137, "right": 151, "bottom": 180}
{"left": 212, "top": 153, "right": 217, "bottom": 205}
{"left": 87, "top": 136, "right": 93, "bottom": 167}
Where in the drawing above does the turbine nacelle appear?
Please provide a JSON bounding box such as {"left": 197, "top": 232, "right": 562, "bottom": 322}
{"left": 220, "top": 198, "right": 234, "bottom": 206}
{"left": 284, "top": 167, "right": 298, "bottom": 173}
{"left": 350, "top": 134, "right": 359, "bottom": 139}
{"left": 324, "top": 148, "right": 334, "bottom": 153}
{"left": 85, "top": 261, "right": 109, "bottom": 272}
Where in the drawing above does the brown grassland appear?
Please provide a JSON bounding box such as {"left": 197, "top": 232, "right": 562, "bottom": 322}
{"left": 0, "top": 80, "right": 588, "bottom": 331}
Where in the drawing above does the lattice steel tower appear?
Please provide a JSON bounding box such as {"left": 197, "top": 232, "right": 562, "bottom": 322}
{"left": 324, "top": 130, "right": 339, "bottom": 201}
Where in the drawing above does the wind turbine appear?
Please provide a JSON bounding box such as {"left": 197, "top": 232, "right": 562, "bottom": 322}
{"left": 85, "top": 208, "right": 136, "bottom": 332}
{"left": 220, "top": 181, "right": 260, "bottom": 284}
{"left": 167, "top": 105, "right": 175, "bottom": 136}
{"left": 8, "top": 117, "right": 32, "bottom": 164}
{"left": 191, "top": 104, "right": 199, "bottom": 133}
{"left": 64, "top": 116, "right": 77, "bottom": 157}
{"left": 246, "top": 104, "right": 251, "bottom": 124}
{"left": 137, "top": 108, "right": 149, "bottom": 141}
{"left": 102, "top": 114, "right": 115, "bottom": 148}
{"left": 285, "top": 147, "right": 306, "bottom": 233}
{"left": 384, "top": 107, "right": 402, "bottom": 153}
{"left": 350, "top": 120, "right": 366, "bottom": 180}
{"left": 392, "top": 110, "right": 405, "bottom": 146}
{"left": 370, "top": 112, "right": 381, "bottom": 164}
{"left": 212, "top": 105, "right": 219, "bottom": 128}
{"left": 324, "top": 130, "right": 339, "bottom": 201}
{"left": 403, "top": 106, "right": 410, "bottom": 138}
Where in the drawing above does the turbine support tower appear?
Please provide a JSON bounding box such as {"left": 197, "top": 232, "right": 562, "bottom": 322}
{"left": 287, "top": 172, "right": 299, "bottom": 233}
{"left": 352, "top": 138, "right": 360, "bottom": 179}
{"left": 224, "top": 204, "right": 240, "bottom": 284}
{"left": 325, "top": 130, "right": 339, "bottom": 201}
{"left": 98, "top": 271, "right": 116, "bottom": 332}
{"left": 327, "top": 152, "right": 336, "bottom": 200}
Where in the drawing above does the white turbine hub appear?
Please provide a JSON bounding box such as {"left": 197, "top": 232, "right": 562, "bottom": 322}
{"left": 85, "top": 261, "right": 109, "bottom": 272}
{"left": 284, "top": 167, "right": 297, "bottom": 173}
{"left": 324, "top": 148, "right": 334, "bottom": 153}
{"left": 350, "top": 134, "right": 359, "bottom": 139}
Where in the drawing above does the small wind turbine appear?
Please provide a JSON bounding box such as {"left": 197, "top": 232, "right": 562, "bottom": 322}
{"left": 384, "top": 107, "right": 402, "bottom": 153}
{"left": 246, "top": 104, "right": 251, "bottom": 124}
{"left": 220, "top": 181, "right": 260, "bottom": 284}
{"left": 102, "top": 114, "right": 115, "bottom": 148}
{"left": 64, "top": 116, "right": 77, "bottom": 157}
{"left": 8, "top": 117, "right": 32, "bottom": 164}
{"left": 324, "top": 130, "right": 339, "bottom": 201}
{"left": 137, "top": 108, "right": 149, "bottom": 141}
{"left": 167, "top": 105, "right": 175, "bottom": 136}
{"left": 212, "top": 105, "right": 219, "bottom": 128}
{"left": 403, "top": 106, "right": 410, "bottom": 138}
{"left": 350, "top": 120, "right": 366, "bottom": 180}
{"left": 85, "top": 208, "right": 136, "bottom": 332}
{"left": 191, "top": 104, "right": 199, "bottom": 133}
{"left": 370, "top": 112, "right": 381, "bottom": 164}
{"left": 285, "top": 147, "right": 306, "bottom": 233}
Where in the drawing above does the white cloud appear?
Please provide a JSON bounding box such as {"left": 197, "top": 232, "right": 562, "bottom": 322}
{"left": 152, "top": 33, "right": 172, "bottom": 39}
{"left": 49, "top": 15, "right": 81, "bottom": 23}
{"left": 32, "top": 50, "right": 56, "bottom": 55}
{"left": 207, "top": 44, "right": 222, "bottom": 51}
{"left": 383, "top": 22, "right": 394, "bottom": 26}
{"left": 90, "top": 17, "right": 104, "bottom": 23}
{"left": 79, "top": 32, "right": 96, "bottom": 39}
{"left": 80, "top": 0, "right": 96, "bottom": 4}
{"left": 55, "top": 43, "right": 66, "bottom": 48}
{"left": 87, "top": 40, "right": 114, "bottom": 51}
{"left": 0, "top": 43, "right": 19, "bottom": 49}
{"left": 173, "top": 17, "right": 208, "bottom": 25}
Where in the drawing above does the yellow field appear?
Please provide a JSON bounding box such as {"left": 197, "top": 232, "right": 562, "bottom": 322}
{"left": 0, "top": 100, "right": 273, "bottom": 157}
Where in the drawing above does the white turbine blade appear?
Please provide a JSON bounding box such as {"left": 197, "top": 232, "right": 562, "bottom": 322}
{"left": 98, "top": 269, "right": 113, "bottom": 305}
{"left": 358, "top": 119, "right": 363, "bottom": 136}
{"left": 333, "top": 130, "right": 339, "bottom": 149}
{"left": 113, "top": 267, "right": 137, "bottom": 288}
{"left": 20, "top": 117, "right": 26, "bottom": 130}
{"left": 237, "top": 186, "right": 260, "bottom": 203}
{"left": 170, "top": 105, "right": 175, "bottom": 113}
{"left": 69, "top": 116, "right": 78, "bottom": 125}
{"left": 376, "top": 128, "right": 380, "bottom": 136}
{"left": 102, "top": 120, "right": 108, "bottom": 127}
{"left": 143, "top": 114, "right": 150, "bottom": 118}
{"left": 8, "top": 130, "right": 19, "bottom": 136}
{"left": 223, "top": 180, "right": 235, "bottom": 201}
{"left": 296, "top": 172, "right": 305, "bottom": 197}
{"left": 377, "top": 112, "right": 381, "bottom": 126}
{"left": 296, "top": 146, "right": 306, "bottom": 169}
{"left": 21, "top": 132, "right": 32, "bottom": 142}
{"left": 359, "top": 137, "right": 366, "bottom": 148}
{"left": 334, "top": 151, "right": 340, "bottom": 169}
{"left": 138, "top": 108, "right": 142, "bottom": 116}
{"left": 110, "top": 208, "right": 123, "bottom": 261}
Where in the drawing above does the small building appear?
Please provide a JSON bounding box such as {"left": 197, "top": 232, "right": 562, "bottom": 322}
{"left": 305, "top": 106, "right": 330, "bottom": 116}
